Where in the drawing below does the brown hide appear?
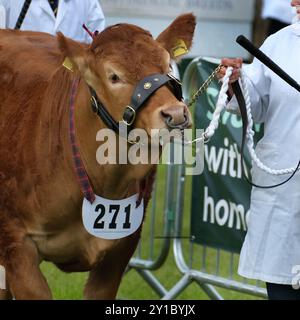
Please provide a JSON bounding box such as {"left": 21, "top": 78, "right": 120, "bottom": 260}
{"left": 0, "top": 14, "right": 196, "bottom": 299}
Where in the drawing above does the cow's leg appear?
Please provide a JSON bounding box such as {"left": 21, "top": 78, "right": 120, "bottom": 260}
{"left": 84, "top": 232, "right": 141, "bottom": 300}
{"left": 0, "top": 282, "right": 13, "bottom": 300}
{"left": 0, "top": 290, "right": 13, "bottom": 300}
{"left": 4, "top": 236, "right": 52, "bottom": 300}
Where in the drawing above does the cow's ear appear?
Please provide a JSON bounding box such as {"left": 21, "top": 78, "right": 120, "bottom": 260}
{"left": 57, "top": 32, "right": 96, "bottom": 81}
{"left": 156, "top": 13, "right": 196, "bottom": 60}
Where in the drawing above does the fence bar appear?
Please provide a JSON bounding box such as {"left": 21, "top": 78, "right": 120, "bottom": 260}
{"left": 137, "top": 238, "right": 142, "bottom": 259}
{"left": 162, "top": 274, "right": 192, "bottom": 300}
{"left": 195, "top": 281, "right": 224, "bottom": 300}
{"left": 136, "top": 269, "right": 168, "bottom": 298}
{"left": 149, "top": 177, "right": 158, "bottom": 260}
{"left": 190, "top": 270, "right": 267, "bottom": 298}
{"left": 202, "top": 246, "right": 207, "bottom": 272}
{"left": 229, "top": 253, "right": 234, "bottom": 280}
{"left": 189, "top": 240, "right": 194, "bottom": 268}
{"left": 216, "top": 249, "right": 220, "bottom": 276}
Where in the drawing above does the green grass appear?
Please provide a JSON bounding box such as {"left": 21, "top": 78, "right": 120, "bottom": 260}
{"left": 40, "top": 165, "right": 265, "bottom": 300}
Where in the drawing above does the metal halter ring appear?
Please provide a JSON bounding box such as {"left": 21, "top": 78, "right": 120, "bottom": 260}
{"left": 122, "top": 106, "right": 136, "bottom": 126}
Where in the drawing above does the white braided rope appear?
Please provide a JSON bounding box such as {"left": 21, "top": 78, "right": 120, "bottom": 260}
{"left": 206, "top": 67, "right": 298, "bottom": 175}
{"left": 204, "top": 67, "right": 233, "bottom": 140}
{"left": 239, "top": 69, "right": 298, "bottom": 175}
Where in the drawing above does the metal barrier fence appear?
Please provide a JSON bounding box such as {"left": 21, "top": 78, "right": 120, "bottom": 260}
{"left": 165, "top": 163, "right": 267, "bottom": 300}
{"left": 125, "top": 57, "right": 268, "bottom": 300}
{"left": 126, "top": 162, "right": 267, "bottom": 300}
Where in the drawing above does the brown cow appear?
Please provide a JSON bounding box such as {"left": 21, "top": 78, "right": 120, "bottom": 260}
{"left": 0, "top": 14, "right": 196, "bottom": 300}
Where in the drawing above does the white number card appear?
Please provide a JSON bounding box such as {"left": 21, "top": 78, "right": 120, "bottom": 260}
{"left": 82, "top": 193, "right": 144, "bottom": 240}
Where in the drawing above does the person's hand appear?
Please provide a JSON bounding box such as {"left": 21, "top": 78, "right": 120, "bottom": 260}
{"left": 217, "top": 58, "right": 243, "bottom": 83}
{"left": 291, "top": 0, "right": 300, "bottom": 12}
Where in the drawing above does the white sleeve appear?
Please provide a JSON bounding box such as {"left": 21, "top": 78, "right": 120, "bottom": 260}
{"left": 87, "top": 0, "right": 105, "bottom": 34}
{"left": 227, "top": 38, "right": 272, "bottom": 124}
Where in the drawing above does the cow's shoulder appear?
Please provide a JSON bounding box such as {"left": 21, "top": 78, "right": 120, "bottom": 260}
{"left": 0, "top": 30, "right": 64, "bottom": 79}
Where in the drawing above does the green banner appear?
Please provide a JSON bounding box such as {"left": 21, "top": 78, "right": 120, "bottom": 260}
{"left": 184, "top": 58, "right": 262, "bottom": 253}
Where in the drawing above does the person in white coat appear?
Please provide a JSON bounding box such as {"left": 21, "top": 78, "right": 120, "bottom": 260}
{"left": 0, "top": 0, "right": 105, "bottom": 43}
{"left": 218, "top": 0, "right": 300, "bottom": 300}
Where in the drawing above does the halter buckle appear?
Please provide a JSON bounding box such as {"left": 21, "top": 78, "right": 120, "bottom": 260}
{"left": 122, "top": 106, "right": 136, "bottom": 126}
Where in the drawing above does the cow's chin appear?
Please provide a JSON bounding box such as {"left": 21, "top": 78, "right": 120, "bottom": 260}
{"left": 128, "top": 116, "right": 191, "bottom": 148}
{"left": 147, "top": 127, "right": 184, "bottom": 148}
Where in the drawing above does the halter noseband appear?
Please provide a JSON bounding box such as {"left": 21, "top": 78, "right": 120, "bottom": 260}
{"left": 89, "top": 73, "right": 183, "bottom": 135}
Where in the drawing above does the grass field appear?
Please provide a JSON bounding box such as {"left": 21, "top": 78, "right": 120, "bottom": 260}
{"left": 40, "top": 164, "right": 265, "bottom": 300}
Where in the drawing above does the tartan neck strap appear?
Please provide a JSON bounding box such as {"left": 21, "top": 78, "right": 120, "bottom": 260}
{"left": 69, "top": 78, "right": 96, "bottom": 204}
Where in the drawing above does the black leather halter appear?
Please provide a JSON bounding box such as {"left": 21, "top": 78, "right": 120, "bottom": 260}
{"left": 89, "top": 73, "right": 183, "bottom": 135}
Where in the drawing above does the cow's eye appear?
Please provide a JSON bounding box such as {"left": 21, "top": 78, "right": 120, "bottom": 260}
{"left": 109, "top": 73, "right": 121, "bottom": 84}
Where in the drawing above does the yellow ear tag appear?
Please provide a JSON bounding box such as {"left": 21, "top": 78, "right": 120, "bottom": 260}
{"left": 172, "top": 39, "right": 189, "bottom": 58}
{"left": 63, "top": 57, "right": 74, "bottom": 72}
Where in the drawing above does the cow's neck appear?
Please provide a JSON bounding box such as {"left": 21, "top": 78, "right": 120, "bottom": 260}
{"left": 72, "top": 81, "right": 156, "bottom": 200}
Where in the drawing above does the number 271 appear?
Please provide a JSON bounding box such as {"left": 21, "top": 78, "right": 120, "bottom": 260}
{"left": 93, "top": 204, "right": 131, "bottom": 230}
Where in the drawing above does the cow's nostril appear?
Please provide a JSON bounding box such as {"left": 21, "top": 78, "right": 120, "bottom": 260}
{"left": 161, "top": 105, "right": 186, "bottom": 126}
{"left": 161, "top": 110, "right": 173, "bottom": 125}
{"left": 161, "top": 105, "right": 190, "bottom": 130}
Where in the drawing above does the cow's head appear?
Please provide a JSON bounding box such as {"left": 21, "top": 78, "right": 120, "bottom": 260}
{"left": 58, "top": 14, "right": 196, "bottom": 138}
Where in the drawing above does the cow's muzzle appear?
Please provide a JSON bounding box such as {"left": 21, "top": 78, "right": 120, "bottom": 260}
{"left": 161, "top": 105, "right": 191, "bottom": 130}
